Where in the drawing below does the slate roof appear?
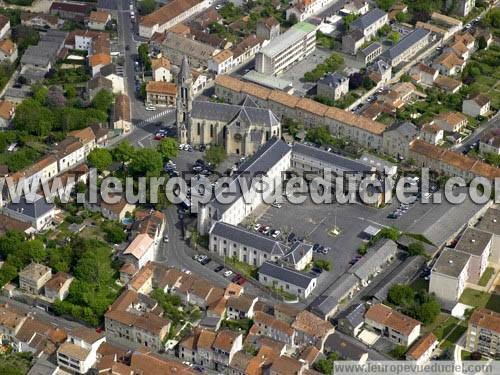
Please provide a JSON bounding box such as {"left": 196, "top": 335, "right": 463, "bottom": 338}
{"left": 259, "top": 261, "right": 316, "bottom": 289}
{"left": 210, "top": 138, "right": 291, "bottom": 214}
{"left": 325, "top": 332, "right": 367, "bottom": 360}
{"left": 191, "top": 100, "right": 279, "bottom": 128}
{"left": 210, "top": 222, "right": 288, "bottom": 256}
{"left": 292, "top": 143, "right": 373, "bottom": 173}
{"left": 282, "top": 242, "right": 312, "bottom": 267}
{"left": 351, "top": 8, "right": 387, "bottom": 31}
{"left": 385, "top": 28, "right": 430, "bottom": 60}
{"left": 386, "top": 121, "right": 418, "bottom": 137}
{"left": 349, "top": 239, "right": 398, "bottom": 281}
{"left": 336, "top": 303, "right": 366, "bottom": 329}
{"left": 309, "top": 273, "right": 358, "bottom": 317}
{"left": 360, "top": 42, "right": 382, "bottom": 56}
{"left": 318, "top": 72, "right": 348, "bottom": 88}
{"left": 6, "top": 194, "right": 55, "bottom": 219}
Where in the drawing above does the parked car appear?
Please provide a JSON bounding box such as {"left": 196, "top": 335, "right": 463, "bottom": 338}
{"left": 313, "top": 243, "right": 320, "bottom": 251}
{"left": 262, "top": 226, "right": 271, "bottom": 235}
{"left": 271, "top": 202, "right": 282, "bottom": 209}
{"left": 214, "top": 265, "right": 224, "bottom": 273}
{"left": 287, "top": 233, "right": 296, "bottom": 242}
{"left": 271, "top": 230, "right": 281, "bottom": 239}
{"left": 231, "top": 274, "right": 241, "bottom": 283}
{"left": 311, "top": 267, "right": 323, "bottom": 274}
{"left": 224, "top": 270, "right": 233, "bottom": 277}
{"left": 163, "top": 235, "right": 169, "bottom": 242}
{"left": 236, "top": 277, "right": 246, "bottom": 285}
{"left": 145, "top": 106, "right": 156, "bottom": 111}
{"left": 200, "top": 257, "right": 211, "bottom": 265}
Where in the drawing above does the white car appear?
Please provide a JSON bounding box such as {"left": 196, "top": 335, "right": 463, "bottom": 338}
{"left": 179, "top": 143, "right": 186, "bottom": 150}
{"left": 271, "top": 230, "right": 281, "bottom": 239}
{"left": 271, "top": 202, "right": 282, "bottom": 209}
{"left": 145, "top": 106, "right": 156, "bottom": 111}
{"left": 253, "top": 223, "right": 261, "bottom": 231}
{"left": 163, "top": 235, "right": 169, "bottom": 242}
{"left": 224, "top": 270, "right": 233, "bottom": 277}
{"left": 181, "top": 268, "right": 192, "bottom": 275}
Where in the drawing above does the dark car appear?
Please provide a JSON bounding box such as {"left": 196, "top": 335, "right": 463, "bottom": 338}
{"left": 313, "top": 243, "right": 320, "bottom": 251}
{"left": 311, "top": 267, "right": 323, "bottom": 274}
{"left": 200, "top": 257, "right": 211, "bottom": 265}
{"left": 287, "top": 233, "right": 296, "bottom": 242}
{"left": 236, "top": 277, "right": 246, "bottom": 285}
{"left": 195, "top": 159, "right": 205, "bottom": 166}
{"left": 231, "top": 274, "right": 242, "bottom": 283}
{"left": 125, "top": 45, "right": 130, "bottom": 51}
{"left": 214, "top": 265, "right": 224, "bottom": 272}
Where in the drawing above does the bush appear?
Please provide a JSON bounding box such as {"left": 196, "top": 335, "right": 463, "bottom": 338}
{"left": 313, "top": 259, "right": 332, "bottom": 271}
{"left": 205, "top": 145, "right": 226, "bottom": 166}
{"left": 101, "top": 221, "right": 127, "bottom": 244}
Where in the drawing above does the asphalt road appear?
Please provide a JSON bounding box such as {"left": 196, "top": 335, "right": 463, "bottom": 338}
{"left": 454, "top": 112, "right": 500, "bottom": 153}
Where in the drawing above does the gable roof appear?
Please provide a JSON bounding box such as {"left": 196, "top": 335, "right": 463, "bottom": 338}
{"left": 351, "top": 8, "right": 387, "bottom": 30}
{"left": 365, "top": 303, "right": 421, "bottom": 336}
{"left": 407, "top": 332, "right": 437, "bottom": 360}
{"left": 259, "top": 261, "right": 316, "bottom": 289}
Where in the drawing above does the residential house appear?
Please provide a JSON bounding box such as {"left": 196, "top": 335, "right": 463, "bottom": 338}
{"left": 50, "top": 2, "right": 92, "bottom": 21}
{"left": 317, "top": 72, "right": 349, "bottom": 100}
{"left": 57, "top": 328, "right": 106, "bottom": 374}
{"left": 99, "top": 64, "right": 124, "bottom": 93}
{"left": 364, "top": 303, "right": 421, "bottom": 347}
{"left": 382, "top": 121, "right": 418, "bottom": 159}
{"left": 269, "top": 355, "right": 305, "bottom": 375}
{"left": 54, "top": 137, "right": 86, "bottom": 172}
{"left": 432, "top": 52, "right": 465, "bottom": 76}
{"left": 410, "top": 63, "right": 438, "bottom": 86}
{"left": 383, "top": 28, "right": 430, "bottom": 67}
{"left": 368, "top": 59, "right": 392, "bottom": 84}
{"left": 350, "top": 8, "right": 388, "bottom": 40}
{"left": 258, "top": 261, "right": 317, "bottom": 299}
{"left": 0, "top": 303, "right": 28, "bottom": 344}
{"left": 420, "top": 123, "right": 444, "bottom": 145}
{"left": 113, "top": 93, "right": 132, "bottom": 133}
{"left": 123, "top": 234, "right": 156, "bottom": 270}
{"left": 432, "top": 112, "right": 468, "bottom": 133}
{"left": 406, "top": 332, "right": 438, "bottom": 365}
{"left": 21, "top": 12, "right": 62, "bottom": 29}
{"left": 446, "top": 40, "right": 470, "bottom": 60}
{"left": 325, "top": 332, "right": 368, "bottom": 364}
{"left": 67, "top": 127, "right": 96, "bottom": 156}
{"left": 174, "top": 275, "right": 225, "bottom": 310}
{"left": 104, "top": 290, "right": 171, "bottom": 352}
{"left": 429, "top": 248, "right": 470, "bottom": 310}
{"left": 466, "top": 307, "right": 500, "bottom": 358}
{"left": 231, "top": 35, "right": 264, "bottom": 67}
{"left": 4, "top": 194, "right": 56, "bottom": 231}
{"left": 454, "top": 32, "right": 475, "bottom": 51}
{"left": 146, "top": 81, "right": 176, "bottom": 107}
{"left": 434, "top": 75, "right": 463, "bottom": 94}
{"left": 286, "top": 0, "right": 340, "bottom": 22}
{"left": 8, "top": 155, "right": 59, "bottom": 192}
{"left": 253, "top": 311, "right": 295, "bottom": 347}
{"left": 211, "top": 330, "right": 243, "bottom": 371}
{"left": 87, "top": 11, "right": 111, "bottom": 31}
{"left": 342, "top": 29, "right": 365, "bottom": 55}
{"left": 130, "top": 210, "right": 166, "bottom": 246}
{"left": 257, "top": 16, "right": 280, "bottom": 41}
{"left": 342, "top": 0, "right": 369, "bottom": 15}
{"left": 0, "top": 39, "right": 17, "bottom": 63}
{"left": 463, "top": 94, "right": 490, "bottom": 117}
{"left": 19, "top": 263, "right": 52, "bottom": 295}
{"left": 151, "top": 57, "right": 172, "bottom": 82}
{"left": 86, "top": 75, "right": 113, "bottom": 102}
{"left": 178, "top": 328, "right": 217, "bottom": 367}
{"left": 0, "top": 100, "right": 15, "bottom": 129}
{"left": 281, "top": 241, "right": 313, "bottom": 271}
{"left": 480, "top": 128, "right": 500, "bottom": 155}
{"left": 274, "top": 304, "right": 300, "bottom": 325}
{"left": 292, "top": 310, "right": 334, "bottom": 351}
{"left": 44, "top": 272, "right": 73, "bottom": 302}
{"left": 84, "top": 195, "right": 136, "bottom": 221}
{"left": 226, "top": 295, "right": 258, "bottom": 320}
{"left": 0, "top": 15, "right": 10, "bottom": 39}
{"left": 89, "top": 53, "right": 112, "bottom": 76}
{"left": 455, "top": 228, "right": 492, "bottom": 284}
{"left": 255, "top": 22, "right": 316, "bottom": 75}
{"left": 20, "top": 30, "right": 67, "bottom": 72}
{"left": 208, "top": 49, "right": 234, "bottom": 74}
{"left": 335, "top": 303, "right": 366, "bottom": 336}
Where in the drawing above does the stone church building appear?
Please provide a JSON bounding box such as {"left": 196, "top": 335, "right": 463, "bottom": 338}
{"left": 176, "top": 56, "right": 281, "bottom": 156}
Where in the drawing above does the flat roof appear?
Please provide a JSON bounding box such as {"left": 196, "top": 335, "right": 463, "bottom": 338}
{"left": 243, "top": 70, "right": 293, "bottom": 91}
{"left": 260, "top": 22, "right": 316, "bottom": 58}
{"left": 432, "top": 248, "right": 469, "bottom": 278}
{"left": 455, "top": 227, "right": 493, "bottom": 257}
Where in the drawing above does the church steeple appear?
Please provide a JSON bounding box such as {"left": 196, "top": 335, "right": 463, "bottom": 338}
{"left": 176, "top": 56, "right": 192, "bottom": 145}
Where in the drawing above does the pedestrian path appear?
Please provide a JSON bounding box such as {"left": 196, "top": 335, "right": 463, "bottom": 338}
{"left": 136, "top": 108, "right": 175, "bottom": 127}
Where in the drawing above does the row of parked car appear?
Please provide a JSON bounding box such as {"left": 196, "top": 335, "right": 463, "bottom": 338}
{"left": 192, "top": 255, "right": 247, "bottom": 285}
{"left": 253, "top": 223, "right": 281, "bottom": 239}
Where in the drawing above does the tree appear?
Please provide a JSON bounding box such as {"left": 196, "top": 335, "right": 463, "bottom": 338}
{"left": 12, "top": 99, "right": 54, "bottom": 136}
{"left": 138, "top": 43, "right": 151, "bottom": 71}
{"left": 362, "top": 76, "right": 375, "bottom": 90}
{"left": 46, "top": 85, "right": 67, "bottom": 108}
{"left": 113, "top": 140, "right": 135, "bottom": 164}
{"left": 32, "top": 84, "right": 48, "bottom": 104}
{"left": 138, "top": 0, "right": 156, "bottom": 15}
{"left": 388, "top": 284, "right": 414, "bottom": 306}
{"left": 91, "top": 89, "right": 114, "bottom": 113}
{"left": 306, "top": 126, "right": 333, "bottom": 145}
{"left": 101, "top": 221, "right": 127, "bottom": 243}
{"left": 205, "top": 145, "right": 226, "bottom": 166}
{"left": 396, "top": 11, "right": 410, "bottom": 23}
{"left": 477, "top": 35, "right": 487, "bottom": 50}
{"left": 376, "top": 0, "right": 396, "bottom": 11}
{"left": 391, "top": 345, "right": 407, "bottom": 359}
{"left": 343, "top": 13, "right": 358, "bottom": 30}
{"left": 313, "top": 259, "right": 332, "bottom": 271}
{"left": 157, "top": 137, "right": 178, "bottom": 160}
{"left": 415, "top": 298, "right": 440, "bottom": 324}
{"left": 388, "top": 31, "right": 400, "bottom": 43}
{"left": 287, "top": 13, "right": 298, "bottom": 26}
{"left": 87, "top": 148, "right": 113, "bottom": 172}
{"left": 407, "top": 242, "right": 425, "bottom": 256}
{"left": 129, "top": 148, "right": 163, "bottom": 177}
{"left": 314, "top": 359, "right": 333, "bottom": 374}
{"left": 349, "top": 72, "right": 363, "bottom": 90}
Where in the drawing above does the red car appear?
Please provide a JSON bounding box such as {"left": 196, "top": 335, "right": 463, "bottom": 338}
{"left": 95, "top": 327, "right": 104, "bottom": 333}
{"left": 236, "top": 277, "right": 247, "bottom": 285}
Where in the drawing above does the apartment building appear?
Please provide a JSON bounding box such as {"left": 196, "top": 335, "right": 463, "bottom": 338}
{"left": 19, "top": 263, "right": 52, "bottom": 294}
{"left": 429, "top": 248, "right": 470, "bottom": 310}
{"left": 57, "top": 328, "right": 106, "bottom": 374}
{"left": 358, "top": 42, "right": 382, "bottom": 64}
{"left": 255, "top": 22, "right": 316, "bottom": 76}
{"left": 383, "top": 28, "right": 430, "bottom": 67}
{"left": 466, "top": 308, "right": 500, "bottom": 358}
{"left": 146, "top": 81, "right": 176, "bottom": 107}
{"left": 139, "top": 0, "right": 212, "bottom": 38}
{"left": 364, "top": 303, "right": 421, "bottom": 347}
{"left": 432, "top": 112, "right": 468, "bottom": 133}
{"left": 455, "top": 228, "right": 492, "bottom": 284}
{"left": 382, "top": 121, "right": 418, "bottom": 159}
{"left": 350, "top": 8, "right": 388, "bottom": 40}
{"left": 214, "top": 75, "right": 387, "bottom": 149}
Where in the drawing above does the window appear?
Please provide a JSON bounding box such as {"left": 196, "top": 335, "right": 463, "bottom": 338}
{"left": 197, "top": 123, "right": 201, "bottom": 135}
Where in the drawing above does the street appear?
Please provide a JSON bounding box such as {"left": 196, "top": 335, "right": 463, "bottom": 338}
{"left": 454, "top": 112, "right": 500, "bottom": 153}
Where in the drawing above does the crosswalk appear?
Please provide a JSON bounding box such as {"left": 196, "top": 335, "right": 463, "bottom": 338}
{"left": 136, "top": 108, "right": 175, "bottom": 127}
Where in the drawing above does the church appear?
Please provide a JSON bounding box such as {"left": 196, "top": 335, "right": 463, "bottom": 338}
{"left": 176, "top": 57, "right": 281, "bottom": 156}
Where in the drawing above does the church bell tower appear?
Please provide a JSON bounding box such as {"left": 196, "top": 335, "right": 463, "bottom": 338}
{"left": 176, "top": 56, "right": 193, "bottom": 145}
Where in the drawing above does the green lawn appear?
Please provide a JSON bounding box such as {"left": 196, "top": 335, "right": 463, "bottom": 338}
{"left": 224, "top": 257, "right": 258, "bottom": 279}
{"left": 478, "top": 267, "right": 495, "bottom": 287}
{"left": 441, "top": 321, "right": 467, "bottom": 349}
{"left": 427, "top": 314, "right": 459, "bottom": 341}
{"left": 459, "top": 288, "right": 500, "bottom": 312}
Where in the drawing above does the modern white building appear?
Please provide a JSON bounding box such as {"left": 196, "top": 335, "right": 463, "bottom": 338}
{"left": 455, "top": 227, "right": 492, "bottom": 284}
{"left": 429, "top": 248, "right": 470, "bottom": 310}
{"left": 57, "top": 328, "right": 106, "bottom": 374}
{"left": 255, "top": 22, "right": 316, "bottom": 76}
